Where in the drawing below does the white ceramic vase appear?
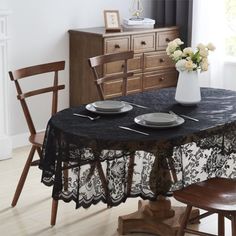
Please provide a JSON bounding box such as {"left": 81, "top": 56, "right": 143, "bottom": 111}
{"left": 175, "top": 70, "right": 201, "bottom": 106}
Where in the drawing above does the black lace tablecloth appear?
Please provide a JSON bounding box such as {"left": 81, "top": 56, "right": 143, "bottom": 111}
{"left": 39, "top": 87, "right": 236, "bottom": 209}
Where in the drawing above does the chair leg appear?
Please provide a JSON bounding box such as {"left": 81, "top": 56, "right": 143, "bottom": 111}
{"left": 51, "top": 199, "right": 58, "bottom": 226}
{"left": 231, "top": 213, "right": 236, "bottom": 236}
{"left": 218, "top": 213, "right": 225, "bottom": 236}
{"left": 85, "top": 159, "right": 111, "bottom": 207}
{"left": 178, "top": 205, "right": 193, "bottom": 236}
{"left": 36, "top": 146, "right": 42, "bottom": 159}
{"left": 63, "top": 163, "right": 68, "bottom": 191}
{"left": 11, "top": 146, "right": 36, "bottom": 207}
{"left": 96, "top": 161, "right": 111, "bottom": 205}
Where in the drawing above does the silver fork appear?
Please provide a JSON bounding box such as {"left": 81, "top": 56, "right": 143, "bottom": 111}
{"left": 73, "top": 113, "right": 101, "bottom": 121}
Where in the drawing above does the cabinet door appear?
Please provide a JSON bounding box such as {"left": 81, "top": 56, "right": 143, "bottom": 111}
{"left": 131, "top": 33, "right": 155, "bottom": 53}
{"left": 104, "top": 36, "right": 131, "bottom": 75}
{"left": 156, "top": 30, "right": 179, "bottom": 50}
{"left": 143, "top": 70, "right": 178, "bottom": 90}
{"left": 128, "top": 53, "right": 143, "bottom": 74}
{"left": 127, "top": 73, "right": 142, "bottom": 94}
{"left": 103, "top": 74, "right": 142, "bottom": 99}
{"left": 104, "top": 53, "right": 143, "bottom": 75}
{"left": 144, "top": 51, "right": 175, "bottom": 72}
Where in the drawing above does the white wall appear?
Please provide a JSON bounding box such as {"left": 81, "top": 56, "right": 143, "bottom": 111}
{"left": 3, "top": 0, "right": 155, "bottom": 148}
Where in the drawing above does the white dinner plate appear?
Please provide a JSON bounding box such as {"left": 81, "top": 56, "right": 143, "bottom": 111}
{"left": 92, "top": 100, "right": 125, "bottom": 112}
{"left": 86, "top": 103, "right": 133, "bottom": 114}
{"left": 134, "top": 114, "right": 185, "bottom": 128}
{"left": 142, "top": 112, "right": 177, "bottom": 125}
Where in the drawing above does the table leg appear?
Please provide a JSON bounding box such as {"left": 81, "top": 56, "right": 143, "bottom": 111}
{"left": 118, "top": 196, "right": 200, "bottom": 236}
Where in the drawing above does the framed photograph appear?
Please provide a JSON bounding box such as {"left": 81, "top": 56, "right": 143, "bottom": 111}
{"left": 104, "top": 10, "right": 121, "bottom": 32}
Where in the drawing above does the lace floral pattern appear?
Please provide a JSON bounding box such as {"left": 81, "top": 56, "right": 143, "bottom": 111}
{"left": 39, "top": 88, "right": 236, "bottom": 209}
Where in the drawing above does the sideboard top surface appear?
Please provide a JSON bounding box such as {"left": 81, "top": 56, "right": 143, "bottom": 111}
{"left": 68, "top": 26, "right": 179, "bottom": 37}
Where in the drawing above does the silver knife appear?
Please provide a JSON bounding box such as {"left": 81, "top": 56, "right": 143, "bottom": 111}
{"left": 121, "top": 101, "right": 149, "bottom": 109}
{"left": 180, "top": 114, "right": 199, "bottom": 122}
{"left": 169, "top": 111, "right": 199, "bottom": 122}
{"left": 118, "top": 126, "right": 149, "bottom": 136}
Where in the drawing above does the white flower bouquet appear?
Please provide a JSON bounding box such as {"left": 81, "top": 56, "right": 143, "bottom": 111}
{"left": 166, "top": 38, "right": 215, "bottom": 72}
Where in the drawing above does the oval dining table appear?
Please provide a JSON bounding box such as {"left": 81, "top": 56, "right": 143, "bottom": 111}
{"left": 39, "top": 87, "right": 236, "bottom": 235}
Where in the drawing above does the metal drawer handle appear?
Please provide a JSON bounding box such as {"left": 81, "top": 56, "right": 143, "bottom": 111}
{"left": 159, "top": 58, "right": 165, "bottom": 63}
{"left": 160, "top": 77, "right": 165, "bottom": 81}
{"left": 165, "top": 38, "right": 170, "bottom": 42}
{"left": 141, "top": 41, "right": 146, "bottom": 45}
{"left": 114, "top": 44, "right": 120, "bottom": 49}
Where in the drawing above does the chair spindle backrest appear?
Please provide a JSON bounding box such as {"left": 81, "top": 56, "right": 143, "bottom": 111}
{"left": 88, "top": 51, "right": 134, "bottom": 100}
{"left": 9, "top": 61, "right": 65, "bottom": 135}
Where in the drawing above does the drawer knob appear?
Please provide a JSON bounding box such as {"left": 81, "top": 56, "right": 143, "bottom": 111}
{"left": 114, "top": 44, "right": 120, "bottom": 49}
{"left": 165, "top": 38, "right": 170, "bottom": 42}
{"left": 159, "top": 58, "right": 165, "bottom": 63}
{"left": 141, "top": 41, "right": 146, "bottom": 45}
{"left": 160, "top": 77, "right": 165, "bottom": 81}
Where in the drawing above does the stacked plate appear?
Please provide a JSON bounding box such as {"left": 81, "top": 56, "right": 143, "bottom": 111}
{"left": 86, "top": 100, "right": 133, "bottom": 114}
{"left": 134, "top": 112, "right": 185, "bottom": 128}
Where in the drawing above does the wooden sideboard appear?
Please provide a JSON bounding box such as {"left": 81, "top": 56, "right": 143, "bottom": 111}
{"left": 69, "top": 26, "right": 179, "bottom": 106}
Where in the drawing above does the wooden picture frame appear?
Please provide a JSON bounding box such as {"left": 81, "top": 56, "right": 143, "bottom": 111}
{"left": 104, "top": 10, "right": 121, "bottom": 32}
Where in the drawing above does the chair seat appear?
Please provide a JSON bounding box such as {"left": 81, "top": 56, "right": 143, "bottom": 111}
{"left": 174, "top": 177, "right": 236, "bottom": 213}
{"left": 29, "top": 131, "right": 45, "bottom": 147}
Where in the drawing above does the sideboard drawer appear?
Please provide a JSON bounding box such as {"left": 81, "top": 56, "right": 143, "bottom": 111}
{"left": 131, "top": 33, "right": 155, "bottom": 53}
{"left": 104, "top": 61, "right": 124, "bottom": 75}
{"left": 144, "top": 52, "right": 175, "bottom": 72}
{"left": 143, "top": 70, "right": 178, "bottom": 90}
{"left": 156, "top": 30, "right": 179, "bottom": 50}
{"left": 104, "top": 36, "right": 130, "bottom": 53}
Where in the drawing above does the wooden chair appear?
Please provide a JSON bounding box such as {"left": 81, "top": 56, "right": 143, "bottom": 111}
{"left": 88, "top": 51, "right": 134, "bottom": 100}
{"left": 9, "top": 61, "right": 65, "bottom": 225}
{"left": 174, "top": 177, "right": 236, "bottom": 236}
{"left": 88, "top": 51, "right": 135, "bottom": 197}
